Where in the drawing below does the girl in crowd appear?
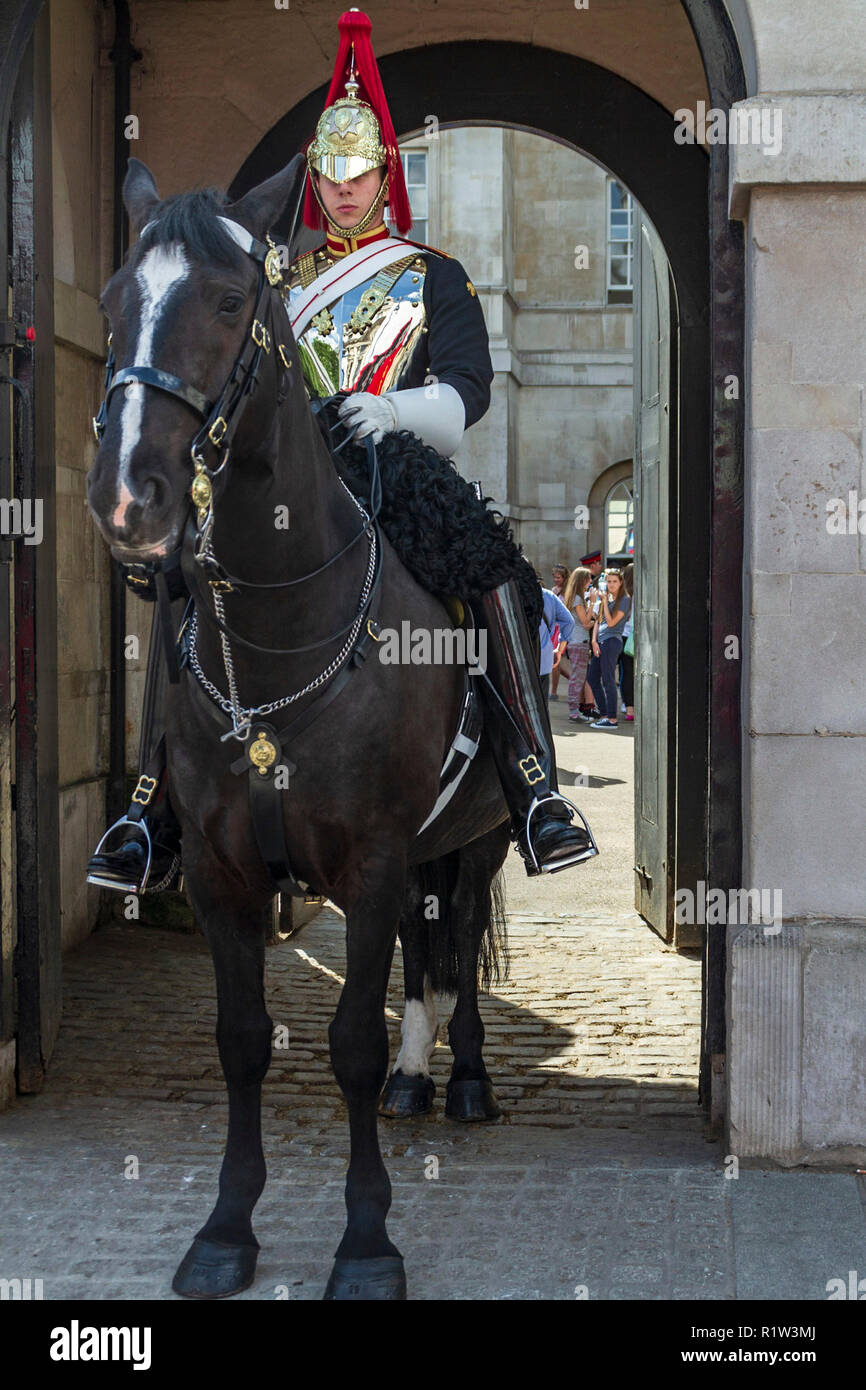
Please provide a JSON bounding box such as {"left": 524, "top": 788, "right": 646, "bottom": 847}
{"left": 619, "top": 562, "right": 635, "bottom": 722}
{"left": 551, "top": 564, "right": 569, "bottom": 596}
{"left": 549, "top": 563, "right": 571, "bottom": 699}
{"left": 562, "top": 566, "right": 596, "bottom": 721}
{"left": 587, "top": 569, "right": 631, "bottom": 729}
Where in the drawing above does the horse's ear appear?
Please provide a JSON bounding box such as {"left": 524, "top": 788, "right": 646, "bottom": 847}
{"left": 223, "top": 154, "right": 307, "bottom": 240}
{"left": 123, "top": 158, "right": 161, "bottom": 235}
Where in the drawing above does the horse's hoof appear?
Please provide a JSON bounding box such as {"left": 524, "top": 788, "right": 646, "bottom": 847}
{"left": 323, "top": 1255, "right": 407, "bottom": 1301}
{"left": 172, "top": 1237, "right": 259, "bottom": 1299}
{"left": 379, "top": 1070, "right": 435, "bottom": 1117}
{"left": 445, "top": 1076, "right": 502, "bottom": 1122}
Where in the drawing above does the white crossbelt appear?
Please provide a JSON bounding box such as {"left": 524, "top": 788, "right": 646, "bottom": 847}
{"left": 290, "top": 238, "right": 422, "bottom": 340}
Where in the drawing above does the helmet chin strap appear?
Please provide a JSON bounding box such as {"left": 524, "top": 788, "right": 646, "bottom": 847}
{"left": 309, "top": 167, "right": 390, "bottom": 240}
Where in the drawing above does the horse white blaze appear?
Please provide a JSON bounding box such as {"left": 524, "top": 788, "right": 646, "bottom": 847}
{"left": 394, "top": 976, "right": 438, "bottom": 1077}
{"left": 114, "top": 242, "right": 190, "bottom": 526}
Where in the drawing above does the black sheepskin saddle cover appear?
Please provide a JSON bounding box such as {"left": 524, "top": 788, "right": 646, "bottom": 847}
{"left": 321, "top": 404, "right": 542, "bottom": 632}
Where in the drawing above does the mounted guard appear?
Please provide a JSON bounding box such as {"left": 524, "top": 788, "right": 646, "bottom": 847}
{"left": 83, "top": 6, "right": 609, "bottom": 1302}
{"left": 86, "top": 7, "right": 597, "bottom": 901}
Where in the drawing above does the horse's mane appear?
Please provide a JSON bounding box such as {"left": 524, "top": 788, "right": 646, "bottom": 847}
{"left": 138, "top": 187, "right": 247, "bottom": 271}
{"left": 325, "top": 400, "right": 543, "bottom": 631}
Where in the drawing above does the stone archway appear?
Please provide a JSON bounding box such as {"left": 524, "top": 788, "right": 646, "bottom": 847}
{"left": 231, "top": 13, "right": 747, "bottom": 1115}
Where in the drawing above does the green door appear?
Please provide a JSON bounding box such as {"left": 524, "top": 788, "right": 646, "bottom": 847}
{"left": 633, "top": 213, "right": 684, "bottom": 944}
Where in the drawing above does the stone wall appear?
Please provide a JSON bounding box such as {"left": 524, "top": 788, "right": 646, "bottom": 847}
{"left": 732, "top": 89, "right": 866, "bottom": 921}
{"left": 746, "top": 0, "right": 866, "bottom": 92}
{"left": 727, "top": 0, "right": 866, "bottom": 1161}
{"left": 126, "top": 0, "right": 707, "bottom": 193}
{"left": 728, "top": 922, "right": 866, "bottom": 1166}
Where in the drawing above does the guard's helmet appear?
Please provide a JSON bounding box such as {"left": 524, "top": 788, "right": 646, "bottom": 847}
{"left": 303, "top": 10, "right": 412, "bottom": 235}
{"left": 307, "top": 77, "right": 386, "bottom": 185}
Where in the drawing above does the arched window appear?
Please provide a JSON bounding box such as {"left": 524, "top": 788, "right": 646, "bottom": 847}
{"left": 605, "top": 479, "right": 634, "bottom": 558}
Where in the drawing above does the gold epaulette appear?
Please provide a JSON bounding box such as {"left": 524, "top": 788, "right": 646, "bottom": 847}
{"left": 288, "top": 244, "right": 333, "bottom": 289}
{"left": 296, "top": 251, "right": 318, "bottom": 288}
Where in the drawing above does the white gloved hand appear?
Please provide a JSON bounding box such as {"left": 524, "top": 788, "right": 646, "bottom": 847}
{"left": 337, "top": 392, "right": 398, "bottom": 443}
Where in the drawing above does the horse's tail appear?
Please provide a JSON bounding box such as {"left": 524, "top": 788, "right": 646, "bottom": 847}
{"left": 420, "top": 853, "right": 509, "bottom": 996}
{"left": 479, "top": 868, "right": 509, "bottom": 993}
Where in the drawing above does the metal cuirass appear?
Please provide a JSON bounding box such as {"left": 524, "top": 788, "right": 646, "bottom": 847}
{"left": 288, "top": 251, "right": 429, "bottom": 398}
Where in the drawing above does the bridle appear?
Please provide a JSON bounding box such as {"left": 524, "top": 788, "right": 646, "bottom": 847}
{"left": 92, "top": 211, "right": 384, "bottom": 741}
{"left": 93, "top": 216, "right": 292, "bottom": 504}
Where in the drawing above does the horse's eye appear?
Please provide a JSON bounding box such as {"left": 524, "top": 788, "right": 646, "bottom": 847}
{"left": 219, "top": 296, "right": 244, "bottom": 315}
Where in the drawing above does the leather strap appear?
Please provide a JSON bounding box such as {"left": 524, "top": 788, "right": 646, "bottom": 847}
{"left": 290, "top": 238, "right": 416, "bottom": 339}
{"left": 107, "top": 366, "right": 213, "bottom": 420}
{"left": 155, "top": 567, "right": 181, "bottom": 685}
{"left": 228, "top": 615, "right": 381, "bottom": 779}
{"left": 188, "top": 260, "right": 274, "bottom": 472}
{"left": 245, "top": 721, "right": 305, "bottom": 896}
{"left": 227, "top": 602, "right": 383, "bottom": 898}
{"left": 126, "top": 733, "right": 168, "bottom": 825}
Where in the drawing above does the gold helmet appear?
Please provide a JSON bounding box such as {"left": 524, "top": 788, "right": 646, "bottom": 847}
{"left": 307, "top": 75, "right": 386, "bottom": 185}
{"left": 302, "top": 11, "right": 413, "bottom": 237}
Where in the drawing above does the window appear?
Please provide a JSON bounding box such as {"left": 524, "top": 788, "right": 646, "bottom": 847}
{"left": 607, "top": 180, "right": 634, "bottom": 305}
{"left": 400, "top": 149, "right": 428, "bottom": 244}
{"left": 605, "top": 479, "right": 635, "bottom": 558}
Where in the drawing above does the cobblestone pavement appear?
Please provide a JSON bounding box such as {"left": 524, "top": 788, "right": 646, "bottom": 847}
{"left": 2, "top": 712, "right": 864, "bottom": 1301}
{"left": 2, "top": 907, "right": 864, "bottom": 1301}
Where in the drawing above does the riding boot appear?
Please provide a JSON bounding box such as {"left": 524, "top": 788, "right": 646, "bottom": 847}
{"left": 473, "top": 578, "right": 599, "bottom": 875}
{"left": 86, "top": 597, "right": 184, "bottom": 896}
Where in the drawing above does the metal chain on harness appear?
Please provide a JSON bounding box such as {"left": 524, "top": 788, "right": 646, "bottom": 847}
{"left": 187, "top": 488, "right": 378, "bottom": 739}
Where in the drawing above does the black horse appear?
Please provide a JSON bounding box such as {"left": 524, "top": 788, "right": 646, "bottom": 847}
{"left": 87, "top": 155, "right": 527, "bottom": 1301}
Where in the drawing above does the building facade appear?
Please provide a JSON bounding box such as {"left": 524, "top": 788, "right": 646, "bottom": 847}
{"left": 398, "top": 127, "right": 635, "bottom": 577}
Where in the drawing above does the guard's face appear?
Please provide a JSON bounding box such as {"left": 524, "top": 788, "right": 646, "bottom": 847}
{"left": 316, "top": 167, "right": 385, "bottom": 228}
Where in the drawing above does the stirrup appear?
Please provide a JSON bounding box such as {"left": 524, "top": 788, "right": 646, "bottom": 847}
{"left": 87, "top": 814, "right": 183, "bottom": 895}
{"left": 87, "top": 816, "right": 153, "bottom": 893}
{"left": 86, "top": 814, "right": 183, "bottom": 896}
{"left": 520, "top": 793, "right": 599, "bottom": 876}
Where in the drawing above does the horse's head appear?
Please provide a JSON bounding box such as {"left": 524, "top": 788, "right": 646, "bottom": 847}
{"left": 87, "top": 155, "right": 305, "bottom": 562}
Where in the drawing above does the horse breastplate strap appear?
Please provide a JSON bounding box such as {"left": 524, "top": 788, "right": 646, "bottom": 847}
{"left": 180, "top": 611, "right": 482, "bottom": 898}
{"left": 290, "top": 254, "right": 428, "bottom": 397}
